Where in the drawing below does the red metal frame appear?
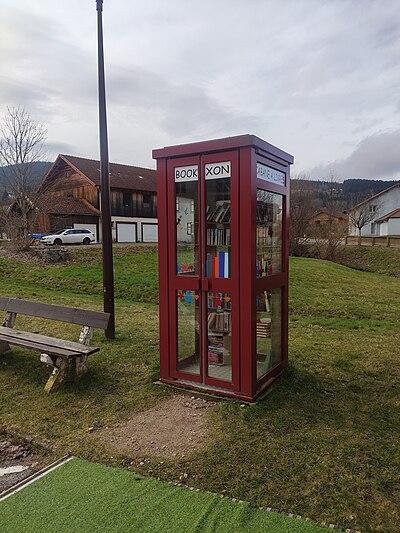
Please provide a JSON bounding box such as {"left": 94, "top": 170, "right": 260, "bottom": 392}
{"left": 153, "top": 135, "right": 293, "bottom": 402}
{"left": 167, "top": 155, "right": 202, "bottom": 383}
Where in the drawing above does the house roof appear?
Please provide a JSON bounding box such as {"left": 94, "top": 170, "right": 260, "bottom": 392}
{"left": 59, "top": 155, "right": 157, "bottom": 192}
{"left": 311, "top": 210, "right": 348, "bottom": 220}
{"left": 375, "top": 208, "right": 400, "bottom": 223}
{"left": 32, "top": 195, "right": 100, "bottom": 216}
{"left": 349, "top": 182, "right": 400, "bottom": 211}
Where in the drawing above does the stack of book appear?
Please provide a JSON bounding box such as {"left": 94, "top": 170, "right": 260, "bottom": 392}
{"left": 208, "top": 311, "right": 231, "bottom": 332}
{"left": 206, "top": 252, "right": 230, "bottom": 278}
{"left": 256, "top": 256, "right": 272, "bottom": 277}
{"left": 208, "top": 334, "right": 224, "bottom": 365}
{"left": 207, "top": 227, "right": 231, "bottom": 246}
{"left": 256, "top": 318, "right": 271, "bottom": 338}
{"left": 206, "top": 202, "right": 231, "bottom": 223}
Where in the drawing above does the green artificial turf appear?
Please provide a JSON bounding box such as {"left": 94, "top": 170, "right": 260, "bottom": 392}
{"left": 0, "top": 458, "right": 329, "bottom": 533}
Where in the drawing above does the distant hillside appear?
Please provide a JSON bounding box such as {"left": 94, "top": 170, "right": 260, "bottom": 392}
{"left": 291, "top": 177, "right": 399, "bottom": 209}
{"left": 0, "top": 161, "right": 52, "bottom": 193}
{"left": 342, "top": 179, "right": 398, "bottom": 195}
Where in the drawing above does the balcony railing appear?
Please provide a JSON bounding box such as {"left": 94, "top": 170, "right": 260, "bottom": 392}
{"left": 111, "top": 205, "right": 157, "bottom": 218}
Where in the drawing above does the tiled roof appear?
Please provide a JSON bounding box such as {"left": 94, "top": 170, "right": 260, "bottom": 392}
{"left": 32, "top": 195, "right": 100, "bottom": 216}
{"left": 375, "top": 208, "right": 400, "bottom": 223}
{"left": 60, "top": 155, "right": 157, "bottom": 192}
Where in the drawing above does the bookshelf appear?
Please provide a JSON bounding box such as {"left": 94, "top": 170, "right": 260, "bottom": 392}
{"left": 207, "top": 292, "right": 232, "bottom": 372}
{"left": 154, "top": 134, "right": 292, "bottom": 401}
{"left": 206, "top": 202, "right": 231, "bottom": 278}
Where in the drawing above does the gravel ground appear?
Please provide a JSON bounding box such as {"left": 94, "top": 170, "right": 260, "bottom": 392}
{"left": 0, "top": 439, "right": 49, "bottom": 493}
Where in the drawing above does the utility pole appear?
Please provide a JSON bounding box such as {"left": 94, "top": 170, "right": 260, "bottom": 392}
{"left": 96, "top": 0, "right": 115, "bottom": 339}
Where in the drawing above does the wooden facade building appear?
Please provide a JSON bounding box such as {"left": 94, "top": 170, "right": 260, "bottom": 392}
{"left": 33, "top": 154, "right": 158, "bottom": 242}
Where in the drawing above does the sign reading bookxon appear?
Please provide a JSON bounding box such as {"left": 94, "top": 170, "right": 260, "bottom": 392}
{"left": 205, "top": 161, "right": 231, "bottom": 180}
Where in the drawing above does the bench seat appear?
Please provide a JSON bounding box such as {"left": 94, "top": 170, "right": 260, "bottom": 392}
{"left": 0, "top": 297, "right": 109, "bottom": 393}
{"left": 0, "top": 326, "right": 99, "bottom": 357}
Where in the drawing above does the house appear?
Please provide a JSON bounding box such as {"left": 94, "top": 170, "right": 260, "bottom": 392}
{"left": 348, "top": 182, "right": 400, "bottom": 237}
{"left": 33, "top": 154, "right": 157, "bottom": 242}
{"left": 309, "top": 210, "right": 348, "bottom": 230}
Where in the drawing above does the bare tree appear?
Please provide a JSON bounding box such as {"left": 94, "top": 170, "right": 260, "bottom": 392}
{"left": 290, "top": 173, "right": 318, "bottom": 256}
{"left": 314, "top": 171, "right": 347, "bottom": 260}
{"left": 0, "top": 107, "right": 47, "bottom": 244}
{"left": 347, "top": 195, "right": 382, "bottom": 244}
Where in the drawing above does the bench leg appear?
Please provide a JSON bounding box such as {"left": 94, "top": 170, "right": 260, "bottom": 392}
{"left": 44, "top": 357, "right": 69, "bottom": 393}
{"left": 75, "top": 355, "right": 88, "bottom": 378}
{"left": 0, "top": 341, "right": 11, "bottom": 354}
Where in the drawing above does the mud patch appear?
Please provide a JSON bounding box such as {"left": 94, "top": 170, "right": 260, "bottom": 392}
{"left": 0, "top": 439, "right": 48, "bottom": 493}
{"left": 97, "top": 395, "right": 217, "bottom": 459}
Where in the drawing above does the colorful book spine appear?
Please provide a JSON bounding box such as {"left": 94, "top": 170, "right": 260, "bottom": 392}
{"left": 218, "top": 251, "right": 225, "bottom": 277}
{"left": 213, "top": 256, "right": 219, "bottom": 278}
{"left": 224, "top": 252, "right": 229, "bottom": 277}
{"left": 206, "top": 254, "right": 212, "bottom": 277}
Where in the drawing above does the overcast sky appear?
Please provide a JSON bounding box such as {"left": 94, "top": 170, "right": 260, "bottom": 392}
{"left": 1, "top": 0, "right": 399, "bottom": 180}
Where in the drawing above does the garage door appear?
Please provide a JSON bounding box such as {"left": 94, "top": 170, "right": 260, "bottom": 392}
{"left": 142, "top": 223, "right": 158, "bottom": 242}
{"left": 117, "top": 223, "right": 137, "bottom": 243}
{"left": 74, "top": 223, "right": 98, "bottom": 242}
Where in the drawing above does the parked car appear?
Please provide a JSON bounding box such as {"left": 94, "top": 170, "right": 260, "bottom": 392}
{"left": 40, "top": 229, "right": 95, "bottom": 246}
{"left": 30, "top": 233, "right": 49, "bottom": 240}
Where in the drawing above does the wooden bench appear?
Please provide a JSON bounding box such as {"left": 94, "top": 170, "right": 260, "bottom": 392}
{"left": 0, "top": 297, "right": 110, "bottom": 393}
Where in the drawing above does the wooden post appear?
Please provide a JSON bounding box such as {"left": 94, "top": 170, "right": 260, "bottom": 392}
{"left": 96, "top": 0, "right": 115, "bottom": 340}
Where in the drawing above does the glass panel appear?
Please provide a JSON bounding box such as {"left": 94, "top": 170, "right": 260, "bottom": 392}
{"left": 256, "top": 289, "right": 282, "bottom": 379}
{"left": 177, "top": 290, "right": 200, "bottom": 374}
{"left": 207, "top": 292, "right": 232, "bottom": 382}
{"left": 175, "top": 166, "right": 198, "bottom": 275}
{"left": 205, "top": 163, "right": 231, "bottom": 279}
{"left": 256, "top": 190, "right": 283, "bottom": 277}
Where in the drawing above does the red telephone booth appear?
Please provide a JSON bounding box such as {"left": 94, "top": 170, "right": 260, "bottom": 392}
{"left": 153, "top": 135, "right": 293, "bottom": 401}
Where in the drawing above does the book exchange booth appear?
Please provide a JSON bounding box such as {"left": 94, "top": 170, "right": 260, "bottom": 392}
{"left": 153, "top": 135, "right": 293, "bottom": 401}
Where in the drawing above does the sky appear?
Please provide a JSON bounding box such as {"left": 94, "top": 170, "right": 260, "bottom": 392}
{"left": 0, "top": 0, "right": 399, "bottom": 180}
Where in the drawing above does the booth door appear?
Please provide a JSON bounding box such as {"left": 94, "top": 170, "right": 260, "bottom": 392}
{"left": 167, "top": 152, "right": 239, "bottom": 391}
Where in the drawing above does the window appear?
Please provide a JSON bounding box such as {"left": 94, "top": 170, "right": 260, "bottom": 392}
{"left": 256, "top": 289, "right": 282, "bottom": 378}
{"left": 369, "top": 205, "right": 377, "bottom": 213}
{"left": 256, "top": 190, "right": 283, "bottom": 277}
{"left": 143, "top": 193, "right": 151, "bottom": 206}
{"left": 122, "top": 192, "right": 132, "bottom": 207}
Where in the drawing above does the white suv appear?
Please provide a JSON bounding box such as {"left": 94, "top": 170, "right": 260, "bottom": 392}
{"left": 40, "top": 229, "right": 95, "bottom": 246}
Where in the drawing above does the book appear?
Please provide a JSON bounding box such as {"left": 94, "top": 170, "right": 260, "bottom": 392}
{"left": 218, "top": 251, "right": 225, "bottom": 277}
{"left": 213, "top": 256, "right": 219, "bottom": 278}
{"left": 224, "top": 252, "right": 229, "bottom": 277}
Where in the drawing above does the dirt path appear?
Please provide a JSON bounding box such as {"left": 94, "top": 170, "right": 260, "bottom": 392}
{"left": 97, "top": 395, "right": 217, "bottom": 459}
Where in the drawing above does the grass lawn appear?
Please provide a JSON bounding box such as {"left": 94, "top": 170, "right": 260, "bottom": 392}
{"left": 0, "top": 246, "right": 399, "bottom": 532}
{"left": 0, "top": 458, "right": 329, "bottom": 533}
{"left": 337, "top": 245, "right": 400, "bottom": 278}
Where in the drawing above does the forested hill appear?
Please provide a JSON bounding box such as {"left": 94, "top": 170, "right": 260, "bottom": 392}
{"left": 291, "top": 177, "right": 399, "bottom": 208}
{"left": 342, "top": 178, "right": 398, "bottom": 195}
{"left": 0, "top": 161, "right": 52, "bottom": 192}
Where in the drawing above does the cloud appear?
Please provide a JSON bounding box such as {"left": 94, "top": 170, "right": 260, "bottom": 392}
{"left": 107, "top": 65, "right": 260, "bottom": 139}
{"left": 45, "top": 141, "right": 77, "bottom": 158}
{"left": 1, "top": 0, "right": 400, "bottom": 170}
{"left": 309, "top": 129, "right": 400, "bottom": 179}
